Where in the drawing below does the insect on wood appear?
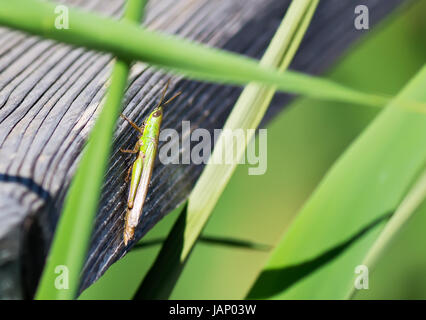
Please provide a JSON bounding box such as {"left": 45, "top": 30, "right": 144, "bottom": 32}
{"left": 120, "top": 80, "right": 181, "bottom": 245}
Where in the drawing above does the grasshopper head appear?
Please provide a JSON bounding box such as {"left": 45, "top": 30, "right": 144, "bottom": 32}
{"left": 151, "top": 106, "right": 163, "bottom": 118}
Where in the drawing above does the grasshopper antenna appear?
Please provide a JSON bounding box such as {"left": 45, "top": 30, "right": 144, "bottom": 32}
{"left": 156, "top": 79, "right": 182, "bottom": 108}
{"left": 155, "top": 80, "right": 170, "bottom": 109}
{"left": 162, "top": 91, "right": 182, "bottom": 107}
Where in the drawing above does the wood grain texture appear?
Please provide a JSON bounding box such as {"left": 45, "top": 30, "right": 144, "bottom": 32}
{"left": 0, "top": 0, "right": 405, "bottom": 299}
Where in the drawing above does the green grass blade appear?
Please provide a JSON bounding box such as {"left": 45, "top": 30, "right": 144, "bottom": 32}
{"left": 183, "top": 0, "right": 320, "bottom": 259}
{"left": 133, "top": 203, "right": 189, "bottom": 299}
{"left": 247, "top": 66, "right": 426, "bottom": 299}
{"left": 133, "top": 0, "right": 320, "bottom": 300}
{"left": 346, "top": 168, "right": 426, "bottom": 299}
{"left": 0, "top": 0, "right": 391, "bottom": 108}
{"left": 34, "top": 0, "right": 147, "bottom": 300}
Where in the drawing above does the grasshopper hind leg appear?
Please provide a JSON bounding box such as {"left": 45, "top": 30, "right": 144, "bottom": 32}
{"left": 124, "top": 165, "right": 132, "bottom": 183}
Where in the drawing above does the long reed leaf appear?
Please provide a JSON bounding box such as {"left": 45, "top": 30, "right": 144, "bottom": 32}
{"left": 0, "top": 0, "right": 390, "bottom": 108}
{"left": 134, "top": 0, "right": 320, "bottom": 299}
{"left": 247, "top": 66, "right": 426, "bottom": 299}
{"left": 35, "top": 0, "right": 147, "bottom": 300}
{"left": 346, "top": 167, "right": 426, "bottom": 298}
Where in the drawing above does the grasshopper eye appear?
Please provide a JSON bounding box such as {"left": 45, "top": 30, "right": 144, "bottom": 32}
{"left": 152, "top": 110, "right": 162, "bottom": 117}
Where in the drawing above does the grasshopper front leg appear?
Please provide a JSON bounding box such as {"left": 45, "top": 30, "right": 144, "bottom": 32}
{"left": 120, "top": 140, "right": 140, "bottom": 154}
{"left": 121, "top": 113, "right": 145, "bottom": 135}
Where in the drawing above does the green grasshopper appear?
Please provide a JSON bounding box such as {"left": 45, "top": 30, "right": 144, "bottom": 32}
{"left": 120, "top": 80, "right": 181, "bottom": 245}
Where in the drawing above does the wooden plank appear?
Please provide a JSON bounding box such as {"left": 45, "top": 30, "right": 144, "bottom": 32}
{"left": 0, "top": 0, "right": 405, "bottom": 299}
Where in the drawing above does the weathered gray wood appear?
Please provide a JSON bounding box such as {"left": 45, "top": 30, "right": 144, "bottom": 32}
{"left": 0, "top": 0, "right": 406, "bottom": 299}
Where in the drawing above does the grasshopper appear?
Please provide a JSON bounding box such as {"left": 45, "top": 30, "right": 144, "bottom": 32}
{"left": 120, "top": 80, "right": 181, "bottom": 245}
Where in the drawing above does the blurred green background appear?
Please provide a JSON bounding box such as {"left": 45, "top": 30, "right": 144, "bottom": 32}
{"left": 79, "top": 0, "right": 426, "bottom": 299}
